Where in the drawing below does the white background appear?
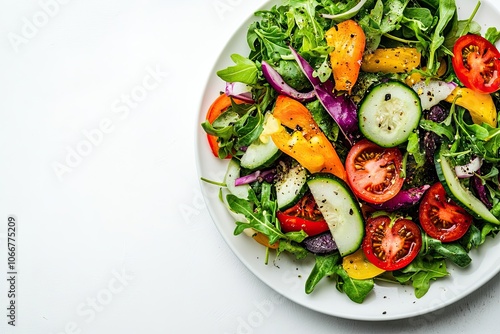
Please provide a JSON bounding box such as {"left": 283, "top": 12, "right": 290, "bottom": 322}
{"left": 1, "top": 0, "right": 500, "bottom": 333}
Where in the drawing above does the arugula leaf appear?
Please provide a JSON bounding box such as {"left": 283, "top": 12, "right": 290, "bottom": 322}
{"left": 248, "top": 21, "right": 290, "bottom": 62}
{"left": 201, "top": 101, "right": 263, "bottom": 158}
{"left": 357, "top": 0, "right": 385, "bottom": 50}
{"left": 217, "top": 54, "right": 258, "bottom": 85}
{"left": 305, "top": 253, "right": 340, "bottom": 294}
{"left": 228, "top": 193, "right": 285, "bottom": 245}
{"left": 454, "top": 107, "right": 500, "bottom": 163}
{"left": 393, "top": 255, "right": 449, "bottom": 298}
{"left": 419, "top": 119, "right": 454, "bottom": 141}
{"left": 426, "top": 0, "right": 456, "bottom": 74}
{"left": 400, "top": 7, "right": 433, "bottom": 49}
{"left": 335, "top": 266, "right": 374, "bottom": 303}
{"left": 288, "top": 0, "right": 323, "bottom": 42}
{"left": 379, "top": 0, "right": 409, "bottom": 34}
{"left": 393, "top": 256, "right": 448, "bottom": 298}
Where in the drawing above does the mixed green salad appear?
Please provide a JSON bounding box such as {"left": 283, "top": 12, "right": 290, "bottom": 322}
{"left": 201, "top": 0, "right": 500, "bottom": 303}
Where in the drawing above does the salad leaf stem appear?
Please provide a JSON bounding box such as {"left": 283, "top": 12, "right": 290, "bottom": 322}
{"left": 458, "top": 1, "right": 481, "bottom": 37}
{"left": 200, "top": 177, "right": 226, "bottom": 187}
{"left": 383, "top": 33, "right": 419, "bottom": 44}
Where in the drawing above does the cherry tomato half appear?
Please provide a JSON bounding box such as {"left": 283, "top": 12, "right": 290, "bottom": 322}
{"left": 276, "top": 193, "right": 329, "bottom": 237}
{"left": 452, "top": 34, "right": 500, "bottom": 94}
{"left": 345, "top": 139, "right": 404, "bottom": 204}
{"left": 362, "top": 215, "right": 422, "bottom": 271}
{"left": 418, "top": 182, "right": 473, "bottom": 242}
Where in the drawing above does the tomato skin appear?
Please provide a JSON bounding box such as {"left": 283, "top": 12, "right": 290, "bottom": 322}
{"left": 418, "top": 182, "right": 473, "bottom": 242}
{"left": 362, "top": 216, "right": 422, "bottom": 271}
{"left": 276, "top": 193, "right": 329, "bottom": 237}
{"left": 345, "top": 139, "right": 405, "bottom": 204}
{"left": 452, "top": 34, "right": 500, "bottom": 94}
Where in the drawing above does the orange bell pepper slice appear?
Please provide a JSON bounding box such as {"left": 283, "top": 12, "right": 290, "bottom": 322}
{"left": 325, "top": 20, "right": 366, "bottom": 94}
{"left": 270, "top": 95, "right": 347, "bottom": 181}
{"left": 205, "top": 94, "right": 245, "bottom": 158}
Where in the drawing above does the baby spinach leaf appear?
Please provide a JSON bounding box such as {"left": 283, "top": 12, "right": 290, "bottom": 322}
{"left": 485, "top": 27, "right": 500, "bottom": 44}
{"left": 460, "top": 224, "right": 482, "bottom": 251}
{"left": 234, "top": 111, "right": 264, "bottom": 148}
{"left": 335, "top": 266, "right": 374, "bottom": 304}
{"left": 421, "top": 234, "right": 471, "bottom": 268}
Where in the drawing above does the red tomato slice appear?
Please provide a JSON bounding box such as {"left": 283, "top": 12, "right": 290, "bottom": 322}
{"left": 362, "top": 216, "right": 422, "bottom": 271}
{"left": 452, "top": 34, "right": 500, "bottom": 94}
{"left": 276, "top": 193, "right": 329, "bottom": 237}
{"left": 418, "top": 182, "right": 473, "bottom": 242}
{"left": 345, "top": 139, "right": 404, "bottom": 204}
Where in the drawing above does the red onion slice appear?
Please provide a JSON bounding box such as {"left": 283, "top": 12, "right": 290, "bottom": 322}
{"left": 261, "top": 61, "right": 316, "bottom": 102}
{"left": 225, "top": 82, "right": 254, "bottom": 103}
{"left": 455, "top": 157, "right": 483, "bottom": 178}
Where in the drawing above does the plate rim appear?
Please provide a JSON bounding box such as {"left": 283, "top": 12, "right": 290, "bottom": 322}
{"left": 194, "top": 0, "right": 500, "bottom": 321}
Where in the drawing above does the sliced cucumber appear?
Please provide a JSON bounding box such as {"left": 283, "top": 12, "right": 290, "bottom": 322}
{"left": 224, "top": 158, "right": 251, "bottom": 200}
{"left": 307, "top": 173, "right": 364, "bottom": 256}
{"left": 275, "top": 163, "right": 308, "bottom": 210}
{"left": 359, "top": 80, "right": 422, "bottom": 147}
{"left": 435, "top": 145, "right": 500, "bottom": 224}
{"left": 240, "top": 137, "right": 281, "bottom": 170}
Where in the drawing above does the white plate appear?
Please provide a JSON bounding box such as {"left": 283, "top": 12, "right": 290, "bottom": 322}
{"left": 195, "top": 0, "right": 500, "bottom": 321}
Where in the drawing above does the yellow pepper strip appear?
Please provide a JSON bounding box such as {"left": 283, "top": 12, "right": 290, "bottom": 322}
{"left": 361, "top": 47, "right": 421, "bottom": 73}
{"left": 445, "top": 87, "right": 497, "bottom": 127}
{"left": 325, "top": 20, "right": 366, "bottom": 94}
{"left": 342, "top": 248, "right": 385, "bottom": 279}
{"left": 270, "top": 95, "right": 347, "bottom": 181}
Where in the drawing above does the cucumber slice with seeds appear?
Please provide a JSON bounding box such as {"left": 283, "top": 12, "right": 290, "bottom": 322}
{"left": 359, "top": 80, "right": 422, "bottom": 147}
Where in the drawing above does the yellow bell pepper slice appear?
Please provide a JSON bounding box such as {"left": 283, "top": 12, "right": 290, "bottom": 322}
{"left": 342, "top": 248, "right": 385, "bottom": 279}
{"left": 361, "top": 47, "right": 421, "bottom": 73}
{"left": 445, "top": 87, "right": 498, "bottom": 127}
